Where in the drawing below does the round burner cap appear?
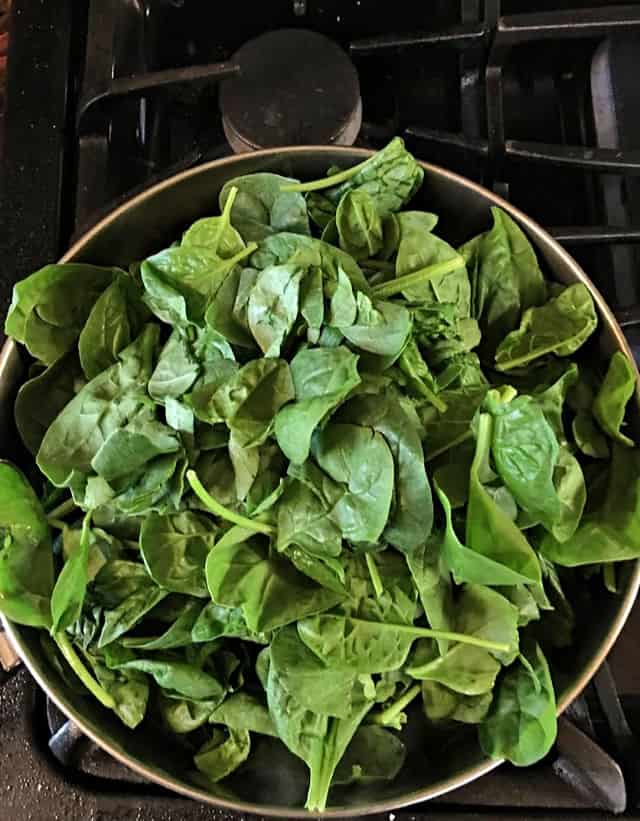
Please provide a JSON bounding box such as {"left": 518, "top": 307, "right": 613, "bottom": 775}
{"left": 221, "top": 29, "right": 361, "bottom": 152}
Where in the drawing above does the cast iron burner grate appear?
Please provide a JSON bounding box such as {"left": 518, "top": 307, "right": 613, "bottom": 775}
{"left": 3, "top": 1, "right": 640, "bottom": 819}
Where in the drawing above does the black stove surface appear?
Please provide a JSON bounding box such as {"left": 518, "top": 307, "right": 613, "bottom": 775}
{"left": 3, "top": 1, "right": 640, "bottom": 819}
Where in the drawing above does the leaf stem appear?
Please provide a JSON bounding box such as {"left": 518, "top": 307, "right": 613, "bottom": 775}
{"left": 46, "top": 497, "right": 76, "bottom": 521}
{"left": 369, "top": 684, "right": 421, "bottom": 727}
{"left": 186, "top": 470, "right": 274, "bottom": 535}
{"left": 365, "top": 553, "right": 384, "bottom": 599}
{"left": 47, "top": 518, "right": 67, "bottom": 530}
{"left": 54, "top": 632, "right": 115, "bottom": 709}
{"left": 346, "top": 616, "right": 510, "bottom": 653}
{"left": 214, "top": 186, "right": 238, "bottom": 254}
{"left": 281, "top": 156, "right": 375, "bottom": 193}
{"left": 371, "top": 256, "right": 464, "bottom": 299}
{"left": 362, "top": 259, "right": 395, "bottom": 272}
{"left": 224, "top": 241, "right": 257, "bottom": 270}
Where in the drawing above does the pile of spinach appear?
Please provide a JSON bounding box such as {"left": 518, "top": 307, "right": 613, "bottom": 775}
{"left": 1, "top": 137, "right": 638, "bottom": 812}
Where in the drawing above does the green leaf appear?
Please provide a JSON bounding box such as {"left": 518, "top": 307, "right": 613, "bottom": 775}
{"left": 0, "top": 463, "right": 53, "bottom": 627}
{"left": 341, "top": 393, "right": 433, "bottom": 554}
{"left": 541, "top": 443, "right": 640, "bottom": 565}
{"left": 340, "top": 293, "right": 411, "bottom": 360}
{"left": 5, "top": 263, "right": 117, "bottom": 364}
{"left": 209, "top": 692, "right": 276, "bottom": 736}
{"left": 336, "top": 190, "right": 384, "bottom": 260}
{"left": 205, "top": 358, "right": 294, "bottom": 446}
{"left": 471, "top": 207, "right": 547, "bottom": 355}
{"left": 406, "top": 537, "right": 454, "bottom": 655}
{"left": 495, "top": 284, "right": 597, "bottom": 371}
{"left": 274, "top": 346, "right": 360, "bottom": 465}
{"left": 296, "top": 137, "right": 423, "bottom": 228}
{"left": 78, "top": 274, "right": 149, "bottom": 380}
{"left": 333, "top": 725, "right": 406, "bottom": 786}
{"left": 37, "top": 324, "right": 159, "bottom": 486}
{"left": 182, "top": 188, "right": 246, "bottom": 258}
{"left": 407, "top": 640, "right": 500, "bottom": 696}
{"left": 436, "top": 483, "right": 537, "bottom": 586}
{"left": 550, "top": 446, "right": 586, "bottom": 543}
{"left": 15, "top": 352, "right": 84, "bottom": 456}
{"left": 479, "top": 641, "right": 557, "bottom": 766}
{"left": 123, "top": 599, "right": 203, "bottom": 650}
{"left": 115, "top": 657, "right": 226, "bottom": 703}
{"left": 91, "top": 421, "right": 180, "bottom": 482}
{"left": 420, "top": 386, "right": 488, "bottom": 460}
{"left": 421, "top": 679, "right": 492, "bottom": 724}
{"left": 396, "top": 229, "right": 470, "bottom": 315}
{"left": 270, "top": 625, "right": 356, "bottom": 718}
{"left": 194, "top": 727, "right": 251, "bottom": 782}
{"left": 95, "top": 562, "right": 168, "bottom": 647}
{"left": 572, "top": 412, "right": 609, "bottom": 459}
{"left": 50, "top": 511, "right": 92, "bottom": 634}
{"left": 140, "top": 511, "right": 216, "bottom": 597}
{"left": 465, "top": 414, "right": 542, "bottom": 585}
{"left": 487, "top": 393, "right": 561, "bottom": 531}
{"left": 247, "top": 264, "right": 303, "bottom": 356}
{"left": 219, "top": 172, "right": 310, "bottom": 242}
{"left": 277, "top": 479, "right": 343, "bottom": 559}
{"left": 148, "top": 329, "right": 199, "bottom": 401}
{"left": 205, "top": 538, "right": 344, "bottom": 632}
{"left": 593, "top": 351, "right": 636, "bottom": 447}
{"left": 311, "top": 423, "right": 395, "bottom": 544}
{"left": 191, "top": 601, "right": 270, "bottom": 644}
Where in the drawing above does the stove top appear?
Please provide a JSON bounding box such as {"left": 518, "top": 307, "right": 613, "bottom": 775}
{"left": 2, "top": 1, "right": 640, "bottom": 819}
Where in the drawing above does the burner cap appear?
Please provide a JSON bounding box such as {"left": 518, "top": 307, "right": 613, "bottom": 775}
{"left": 221, "top": 29, "right": 361, "bottom": 152}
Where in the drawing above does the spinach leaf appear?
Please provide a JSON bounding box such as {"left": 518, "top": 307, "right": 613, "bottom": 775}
{"left": 341, "top": 393, "right": 433, "bottom": 554}
{"left": 37, "top": 324, "right": 159, "bottom": 486}
{"left": 205, "top": 538, "right": 343, "bottom": 632}
{"left": 466, "top": 414, "right": 542, "bottom": 584}
{"left": 593, "top": 351, "right": 636, "bottom": 447}
{"left": 182, "top": 187, "right": 245, "bottom": 257}
{"left": 532, "top": 363, "right": 578, "bottom": 443}
{"left": 140, "top": 511, "right": 216, "bottom": 597}
{"left": 495, "top": 284, "right": 597, "bottom": 371}
{"left": 541, "top": 443, "right": 640, "bottom": 565}
{"left": 247, "top": 264, "right": 304, "bottom": 356}
{"left": 194, "top": 727, "right": 251, "bottom": 782}
{"left": 191, "top": 601, "right": 270, "bottom": 644}
{"left": 406, "top": 536, "right": 454, "bottom": 655}
{"left": 396, "top": 231, "right": 470, "bottom": 315}
{"left": 123, "top": 599, "right": 203, "bottom": 650}
{"left": 50, "top": 512, "right": 93, "bottom": 634}
{"left": 15, "top": 351, "right": 83, "bottom": 455}
{"left": 340, "top": 293, "right": 411, "bottom": 360}
{"left": 95, "top": 562, "right": 168, "bottom": 647}
{"left": 420, "top": 386, "right": 488, "bottom": 460}
{"left": 455, "top": 584, "right": 520, "bottom": 666}
{"left": 421, "top": 680, "right": 492, "bottom": 724}
{"left": 219, "top": 172, "right": 310, "bottom": 241}
{"left": 209, "top": 691, "right": 276, "bottom": 736}
{"left": 471, "top": 208, "right": 546, "bottom": 355}
{"left": 91, "top": 421, "right": 180, "bottom": 482}
{"left": 486, "top": 393, "right": 561, "bottom": 531}
{"left": 572, "top": 412, "right": 609, "bottom": 459}
{"left": 270, "top": 624, "right": 356, "bottom": 718}
{"left": 436, "top": 483, "right": 537, "bottom": 586}
{"left": 5, "top": 263, "right": 117, "bottom": 365}
{"left": 115, "top": 657, "right": 226, "bottom": 703}
{"left": 265, "top": 656, "right": 374, "bottom": 812}
{"left": 84, "top": 647, "right": 150, "bottom": 728}
{"left": 274, "top": 346, "right": 360, "bottom": 465}
{"left": 479, "top": 641, "right": 556, "bottom": 766}
{"left": 407, "top": 640, "right": 500, "bottom": 696}
{"left": 550, "top": 446, "right": 586, "bottom": 543}
{"left": 277, "top": 479, "right": 343, "bottom": 559}
{"left": 336, "top": 190, "right": 383, "bottom": 261}
{"left": 251, "top": 231, "right": 369, "bottom": 293}
{"left": 333, "top": 725, "right": 406, "bottom": 786}
{"left": 204, "top": 358, "right": 294, "bottom": 446}
{"left": 0, "top": 463, "right": 53, "bottom": 627}
{"left": 148, "top": 329, "right": 199, "bottom": 401}
{"left": 311, "top": 423, "right": 395, "bottom": 544}
{"left": 78, "top": 274, "right": 149, "bottom": 380}
{"left": 296, "top": 137, "right": 424, "bottom": 229}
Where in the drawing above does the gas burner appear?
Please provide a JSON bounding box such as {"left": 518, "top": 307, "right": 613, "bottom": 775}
{"left": 220, "top": 28, "right": 361, "bottom": 153}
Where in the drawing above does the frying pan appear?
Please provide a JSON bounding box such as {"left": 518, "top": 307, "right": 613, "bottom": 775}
{"left": 1, "top": 147, "right": 639, "bottom": 817}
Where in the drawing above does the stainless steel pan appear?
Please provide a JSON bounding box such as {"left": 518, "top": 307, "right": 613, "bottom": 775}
{"left": 2, "top": 147, "right": 639, "bottom": 817}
